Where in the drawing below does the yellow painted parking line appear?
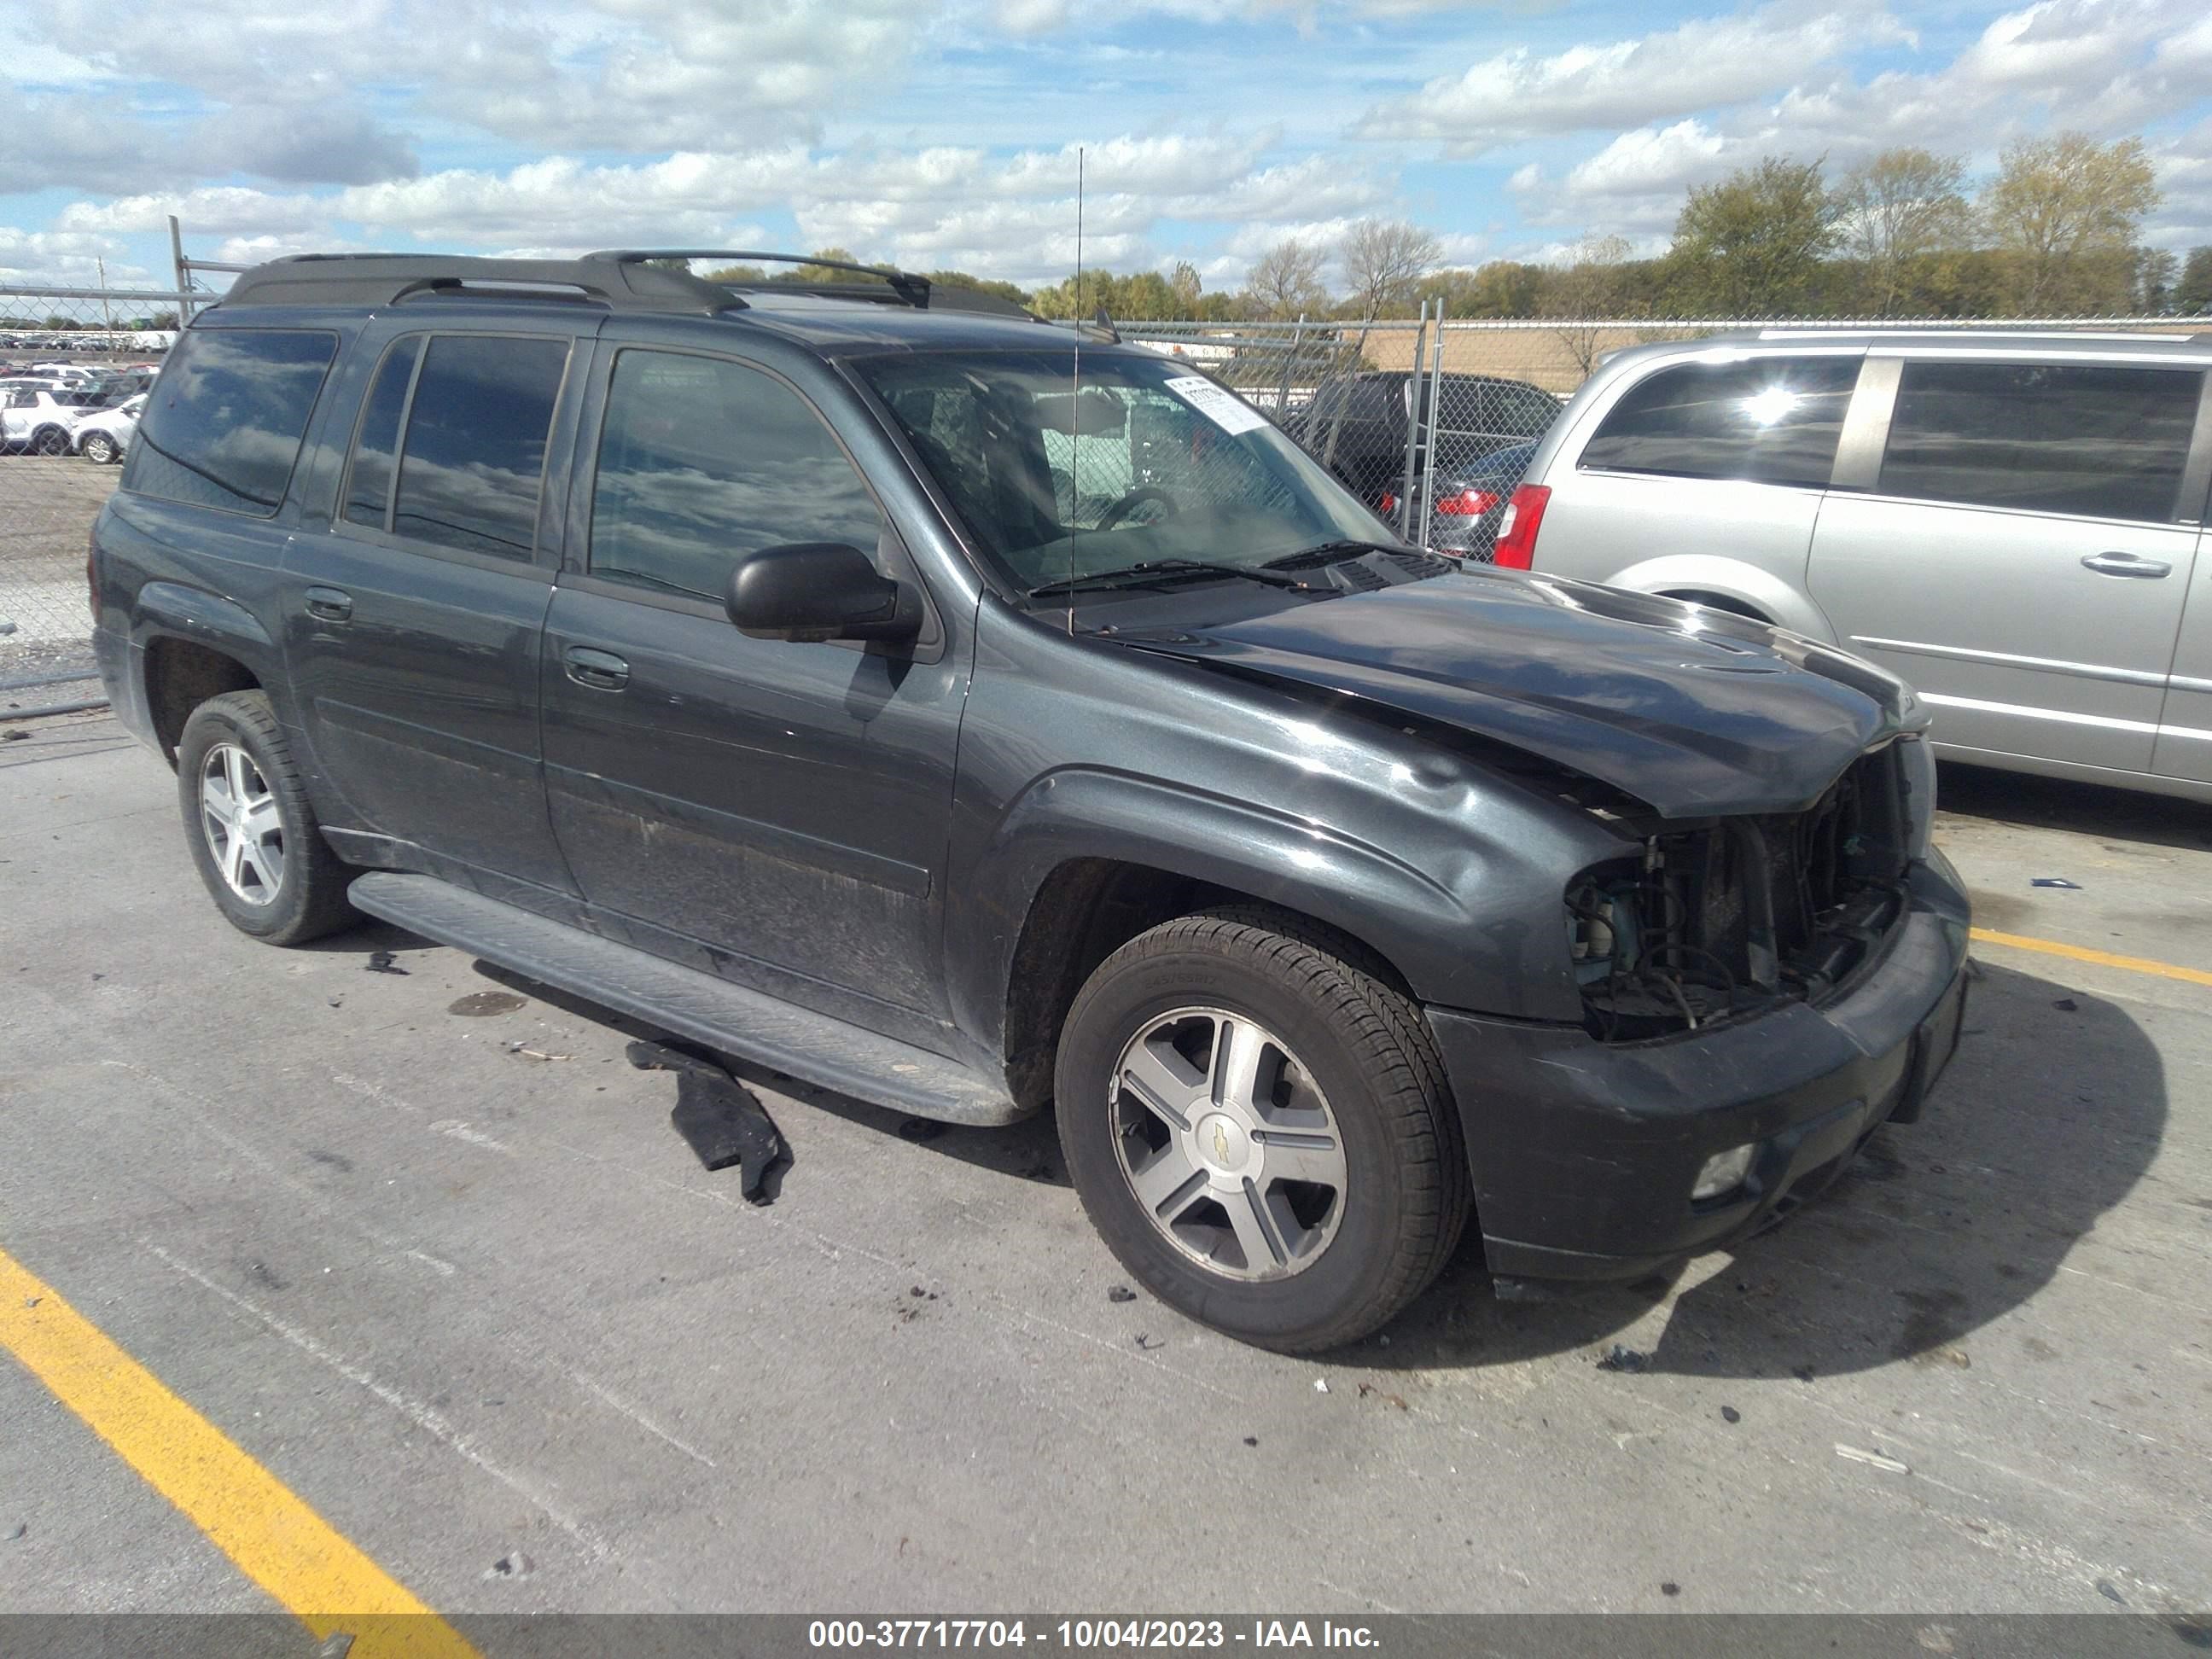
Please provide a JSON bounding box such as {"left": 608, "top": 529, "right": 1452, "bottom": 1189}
{"left": 0, "top": 1247, "right": 479, "bottom": 1659}
{"left": 1971, "top": 927, "right": 2212, "bottom": 989}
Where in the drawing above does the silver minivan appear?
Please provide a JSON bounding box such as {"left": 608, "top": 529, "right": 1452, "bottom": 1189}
{"left": 1492, "top": 329, "right": 2212, "bottom": 801}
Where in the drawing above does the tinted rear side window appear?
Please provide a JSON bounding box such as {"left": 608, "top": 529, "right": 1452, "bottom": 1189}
{"left": 126, "top": 329, "right": 337, "bottom": 515}
{"left": 1879, "top": 361, "right": 2202, "bottom": 522}
{"left": 392, "top": 335, "right": 570, "bottom": 558}
{"left": 1580, "top": 357, "right": 1860, "bottom": 487}
{"left": 342, "top": 336, "right": 422, "bottom": 530}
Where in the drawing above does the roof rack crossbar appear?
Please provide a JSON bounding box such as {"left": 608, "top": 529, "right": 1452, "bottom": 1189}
{"left": 587, "top": 249, "right": 933, "bottom": 309}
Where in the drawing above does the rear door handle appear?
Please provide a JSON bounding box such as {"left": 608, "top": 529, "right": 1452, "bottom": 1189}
{"left": 563, "top": 646, "right": 630, "bottom": 690}
{"left": 304, "top": 586, "right": 353, "bottom": 621}
{"left": 2081, "top": 552, "right": 2170, "bottom": 579}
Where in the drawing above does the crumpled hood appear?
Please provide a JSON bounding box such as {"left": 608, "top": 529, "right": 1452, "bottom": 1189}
{"left": 1117, "top": 566, "right": 1921, "bottom": 818}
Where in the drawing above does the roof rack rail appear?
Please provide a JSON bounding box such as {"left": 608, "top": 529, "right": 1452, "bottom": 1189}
{"left": 589, "top": 249, "right": 1039, "bottom": 319}
{"left": 589, "top": 249, "right": 934, "bottom": 309}
{"left": 221, "top": 253, "right": 738, "bottom": 315}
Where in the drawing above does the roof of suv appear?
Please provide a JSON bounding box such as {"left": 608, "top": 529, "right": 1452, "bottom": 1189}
{"left": 1604, "top": 326, "right": 2212, "bottom": 368}
{"left": 214, "top": 249, "right": 1078, "bottom": 356}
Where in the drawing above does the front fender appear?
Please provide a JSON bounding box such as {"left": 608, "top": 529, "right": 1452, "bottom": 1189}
{"left": 948, "top": 764, "right": 1598, "bottom": 1049}
{"left": 1600, "top": 554, "right": 1837, "bottom": 643}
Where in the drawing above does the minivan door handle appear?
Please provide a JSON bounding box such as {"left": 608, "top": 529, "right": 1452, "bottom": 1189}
{"left": 304, "top": 586, "right": 353, "bottom": 621}
{"left": 562, "top": 646, "right": 630, "bottom": 691}
{"left": 2081, "top": 552, "right": 2171, "bottom": 579}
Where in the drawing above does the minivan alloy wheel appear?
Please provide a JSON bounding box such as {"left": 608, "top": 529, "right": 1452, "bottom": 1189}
{"left": 1111, "top": 1005, "right": 1348, "bottom": 1279}
{"left": 200, "top": 742, "right": 286, "bottom": 905}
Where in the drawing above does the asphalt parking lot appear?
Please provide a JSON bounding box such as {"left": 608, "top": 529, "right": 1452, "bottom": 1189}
{"left": 3, "top": 709, "right": 2209, "bottom": 1630}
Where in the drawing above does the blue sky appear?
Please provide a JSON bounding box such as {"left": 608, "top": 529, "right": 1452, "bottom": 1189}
{"left": 3, "top": 0, "right": 2208, "bottom": 297}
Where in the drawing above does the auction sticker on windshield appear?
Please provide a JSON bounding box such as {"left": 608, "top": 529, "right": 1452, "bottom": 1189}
{"left": 1164, "top": 375, "right": 1270, "bottom": 436}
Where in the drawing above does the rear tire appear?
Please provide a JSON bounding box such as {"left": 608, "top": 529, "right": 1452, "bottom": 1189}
{"left": 31, "top": 426, "right": 68, "bottom": 456}
{"left": 176, "top": 690, "right": 357, "bottom": 945}
{"left": 1056, "top": 907, "right": 1469, "bottom": 1353}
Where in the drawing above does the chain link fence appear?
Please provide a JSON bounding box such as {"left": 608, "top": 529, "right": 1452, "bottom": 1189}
{"left": 1, "top": 285, "right": 182, "bottom": 702}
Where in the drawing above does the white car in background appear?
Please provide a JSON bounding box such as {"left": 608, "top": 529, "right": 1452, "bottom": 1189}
{"left": 0, "top": 383, "right": 97, "bottom": 454}
{"left": 71, "top": 393, "right": 144, "bottom": 464}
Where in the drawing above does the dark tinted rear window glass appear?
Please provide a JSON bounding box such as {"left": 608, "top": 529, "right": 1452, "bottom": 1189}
{"left": 343, "top": 337, "right": 421, "bottom": 530}
{"left": 1880, "top": 361, "right": 2202, "bottom": 521}
{"left": 392, "top": 335, "right": 569, "bottom": 558}
{"left": 126, "top": 329, "right": 337, "bottom": 515}
{"left": 1580, "top": 357, "right": 1860, "bottom": 487}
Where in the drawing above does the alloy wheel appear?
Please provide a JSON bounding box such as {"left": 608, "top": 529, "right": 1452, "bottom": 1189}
{"left": 1110, "top": 1006, "right": 1348, "bottom": 1280}
{"left": 200, "top": 742, "right": 286, "bottom": 905}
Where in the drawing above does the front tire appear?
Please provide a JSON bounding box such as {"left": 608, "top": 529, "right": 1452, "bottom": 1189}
{"left": 1057, "top": 907, "right": 1469, "bottom": 1353}
{"left": 175, "top": 690, "right": 357, "bottom": 945}
{"left": 31, "top": 426, "right": 68, "bottom": 456}
{"left": 81, "top": 431, "right": 119, "bottom": 464}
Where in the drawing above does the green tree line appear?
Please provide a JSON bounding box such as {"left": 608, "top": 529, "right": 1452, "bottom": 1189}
{"left": 762, "top": 133, "right": 2207, "bottom": 324}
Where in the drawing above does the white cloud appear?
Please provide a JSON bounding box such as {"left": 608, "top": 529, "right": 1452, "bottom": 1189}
{"left": 1358, "top": 3, "right": 1914, "bottom": 154}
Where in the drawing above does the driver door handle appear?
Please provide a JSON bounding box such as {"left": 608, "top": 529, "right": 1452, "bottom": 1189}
{"left": 304, "top": 586, "right": 352, "bottom": 622}
{"left": 2081, "top": 551, "right": 2170, "bottom": 579}
{"left": 563, "top": 646, "right": 630, "bottom": 690}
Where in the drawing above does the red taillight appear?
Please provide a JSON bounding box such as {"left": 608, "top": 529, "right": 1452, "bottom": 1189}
{"left": 1491, "top": 483, "right": 1550, "bottom": 569}
{"left": 1377, "top": 491, "right": 1398, "bottom": 515}
{"left": 1433, "top": 486, "right": 1500, "bottom": 517}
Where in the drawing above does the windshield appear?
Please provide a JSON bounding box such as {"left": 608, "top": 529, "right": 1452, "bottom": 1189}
{"left": 853, "top": 347, "right": 1392, "bottom": 597}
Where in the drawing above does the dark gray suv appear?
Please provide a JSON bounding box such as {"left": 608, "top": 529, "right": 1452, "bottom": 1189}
{"left": 91, "top": 252, "right": 1970, "bottom": 1352}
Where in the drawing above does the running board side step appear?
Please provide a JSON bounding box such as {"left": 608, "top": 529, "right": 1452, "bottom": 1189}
{"left": 346, "top": 871, "right": 1026, "bottom": 1126}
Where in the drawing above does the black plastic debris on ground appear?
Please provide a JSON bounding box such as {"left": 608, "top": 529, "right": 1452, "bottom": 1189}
{"left": 1596, "top": 1343, "right": 1650, "bottom": 1373}
{"left": 2030, "top": 877, "right": 2082, "bottom": 889}
{"left": 364, "top": 950, "right": 406, "bottom": 975}
{"left": 627, "top": 1039, "right": 789, "bottom": 1203}
{"left": 897, "top": 1116, "right": 949, "bottom": 1144}
{"left": 1107, "top": 1285, "right": 1138, "bottom": 1304}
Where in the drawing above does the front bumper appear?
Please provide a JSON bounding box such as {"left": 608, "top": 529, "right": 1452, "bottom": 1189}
{"left": 1428, "top": 853, "right": 1970, "bottom": 1288}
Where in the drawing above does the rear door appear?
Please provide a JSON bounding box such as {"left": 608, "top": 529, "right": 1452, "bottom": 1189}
{"left": 538, "top": 335, "right": 967, "bottom": 1040}
{"left": 1807, "top": 354, "right": 2203, "bottom": 774}
{"left": 2151, "top": 390, "right": 2212, "bottom": 783}
{"left": 1533, "top": 351, "right": 1864, "bottom": 632}
{"left": 280, "top": 314, "right": 589, "bottom": 892}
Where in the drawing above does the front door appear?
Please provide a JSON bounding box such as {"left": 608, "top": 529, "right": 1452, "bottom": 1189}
{"left": 280, "top": 320, "right": 585, "bottom": 892}
{"left": 539, "top": 340, "right": 966, "bottom": 1041}
{"left": 1809, "top": 355, "right": 2203, "bottom": 773}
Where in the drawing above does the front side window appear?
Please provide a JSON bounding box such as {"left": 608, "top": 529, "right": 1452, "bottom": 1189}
{"left": 1580, "top": 356, "right": 1861, "bottom": 488}
{"left": 1879, "top": 360, "right": 2202, "bottom": 522}
{"left": 390, "top": 335, "right": 569, "bottom": 558}
{"left": 853, "top": 349, "right": 1385, "bottom": 594}
{"left": 588, "top": 351, "right": 887, "bottom": 602}
{"left": 125, "top": 328, "right": 338, "bottom": 515}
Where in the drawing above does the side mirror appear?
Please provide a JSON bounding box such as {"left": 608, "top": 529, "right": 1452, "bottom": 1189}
{"left": 725, "top": 542, "right": 922, "bottom": 644}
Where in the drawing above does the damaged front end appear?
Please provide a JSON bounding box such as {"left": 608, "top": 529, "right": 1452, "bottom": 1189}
{"left": 1563, "top": 740, "right": 1918, "bottom": 1041}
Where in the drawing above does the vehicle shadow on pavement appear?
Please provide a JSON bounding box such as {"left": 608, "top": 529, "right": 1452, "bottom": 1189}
{"left": 1365, "top": 958, "right": 2167, "bottom": 1377}
{"left": 1939, "top": 760, "right": 2212, "bottom": 853}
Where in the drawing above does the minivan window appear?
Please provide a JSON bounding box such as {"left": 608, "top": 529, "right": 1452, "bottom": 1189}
{"left": 1579, "top": 356, "right": 1860, "bottom": 488}
{"left": 342, "top": 336, "right": 422, "bottom": 531}
{"left": 588, "top": 351, "right": 887, "bottom": 602}
{"left": 1879, "top": 360, "right": 2202, "bottom": 522}
{"left": 125, "top": 328, "right": 338, "bottom": 516}
{"left": 391, "top": 335, "right": 569, "bottom": 558}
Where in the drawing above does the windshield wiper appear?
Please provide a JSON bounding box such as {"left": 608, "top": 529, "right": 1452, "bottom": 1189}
{"left": 1260, "top": 539, "right": 1401, "bottom": 571}
{"left": 1026, "top": 558, "right": 1313, "bottom": 600}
